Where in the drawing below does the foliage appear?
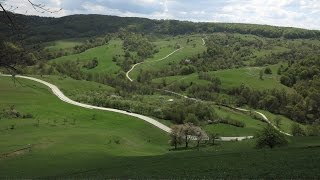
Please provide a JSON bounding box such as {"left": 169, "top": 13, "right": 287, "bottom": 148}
{"left": 170, "top": 123, "right": 207, "bottom": 149}
{"left": 219, "top": 116, "right": 245, "bottom": 128}
{"left": 256, "top": 125, "right": 288, "bottom": 149}
{"left": 291, "top": 123, "right": 306, "bottom": 136}
{"left": 0, "top": 41, "right": 36, "bottom": 72}
{"left": 264, "top": 67, "right": 272, "bottom": 74}
{"left": 83, "top": 57, "right": 99, "bottom": 69}
{"left": 0, "top": 105, "right": 33, "bottom": 119}
{"left": 2, "top": 13, "right": 320, "bottom": 45}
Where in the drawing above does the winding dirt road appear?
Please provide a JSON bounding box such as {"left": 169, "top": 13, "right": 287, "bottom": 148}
{"left": 126, "top": 48, "right": 183, "bottom": 82}
{"left": 202, "top": 38, "right": 206, "bottom": 46}
{"left": 1, "top": 74, "right": 171, "bottom": 133}
{"left": 0, "top": 37, "right": 291, "bottom": 141}
{"left": 1, "top": 74, "right": 258, "bottom": 141}
{"left": 163, "top": 83, "right": 292, "bottom": 136}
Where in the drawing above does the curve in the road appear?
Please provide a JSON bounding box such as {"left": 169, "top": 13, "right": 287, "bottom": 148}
{"left": 202, "top": 38, "right": 206, "bottom": 46}
{"left": 1, "top": 74, "right": 171, "bottom": 133}
{"left": 126, "top": 48, "right": 183, "bottom": 82}
{"left": 1, "top": 74, "right": 256, "bottom": 141}
{"left": 163, "top": 88, "right": 292, "bottom": 136}
{"left": 161, "top": 37, "right": 292, "bottom": 136}
{"left": 2, "top": 38, "right": 284, "bottom": 141}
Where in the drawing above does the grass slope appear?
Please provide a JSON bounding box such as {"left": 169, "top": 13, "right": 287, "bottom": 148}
{"left": 0, "top": 77, "right": 319, "bottom": 178}
{"left": 51, "top": 39, "right": 123, "bottom": 74}
{"left": 33, "top": 75, "right": 115, "bottom": 97}
{"left": 62, "top": 138, "right": 320, "bottom": 179}
{"left": 44, "top": 39, "right": 84, "bottom": 53}
{"left": 152, "top": 64, "right": 293, "bottom": 92}
{"left": 33, "top": 75, "right": 268, "bottom": 136}
{"left": 0, "top": 77, "right": 168, "bottom": 177}
{"left": 205, "top": 106, "right": 267, "bottom": 136}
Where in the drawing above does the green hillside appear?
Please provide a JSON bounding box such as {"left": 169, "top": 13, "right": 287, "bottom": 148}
{"left": 51, "top": 39, "right": 123, "bottom": 74}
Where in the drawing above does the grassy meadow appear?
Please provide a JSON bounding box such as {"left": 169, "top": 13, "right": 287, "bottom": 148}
{"left": 51, "top": 39, "right": 123, "bottom": 74}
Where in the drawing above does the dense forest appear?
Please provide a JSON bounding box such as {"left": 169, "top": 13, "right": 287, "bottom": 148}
{"left": 1, "top": 13, "right": 320, "bottom": 44}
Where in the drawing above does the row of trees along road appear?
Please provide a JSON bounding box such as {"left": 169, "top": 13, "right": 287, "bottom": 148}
{"left": 170, "top": 123, "right": 210, "bottom": 150}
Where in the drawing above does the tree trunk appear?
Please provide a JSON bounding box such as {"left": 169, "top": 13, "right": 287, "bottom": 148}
{"left": 185, "top": 136, "right": 188, "bottom": 148}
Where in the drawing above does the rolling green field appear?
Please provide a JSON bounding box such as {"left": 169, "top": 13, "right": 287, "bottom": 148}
{"left": 2, "top": 32, "right": 319, "bottom": 178}
{"left": 205, "top": 106, "right": 267, "bottom": 136}
{"left": 44, "top": 39, "right": 84, "bottom": 53}
{"left": 0, "top": 74, "right": 292, "bottom": 138}
{"left": 0, "top": 77, "right": 169, "bottom": 177}
{"left": 30, "top": 75, "right": 271, "bottom": 136}
{"left": 59, "top": 137, "right": 320, "bottom": 179}
{"left": 1, "top": 62, "right": 319, "bottom": 179}
{"left": 153, "top": 64, "right": 293, "bottom": 92}
{"left": 33, "top": 75, "right": 115, "bottom": 97}
{"left": 259, "top": 110, "right": 306, "bottom": 133}
{"left": 214, "top": 66, "right": 290, "bottom": 91}
{"left": 51, "top": 39, "right": 123, "bottom": 74}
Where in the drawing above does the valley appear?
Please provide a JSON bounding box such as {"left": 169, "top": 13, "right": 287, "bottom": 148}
{"left": 0, "top": 11, "right": 320, "bottom": 178}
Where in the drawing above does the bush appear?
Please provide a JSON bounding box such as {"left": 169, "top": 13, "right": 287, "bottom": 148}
{"left": 185, "top": 113, "right": 199, "bottom": 125}
{"left": 1, "top": 106, "right": 22, "bottom": 119}
{"left": 264, "top": 67, "right": 272, "bottom": 74}
{"left": 22, "top": 113, "right": 34, "bottom": 119}
{"left": 83, "top": 58, "right": 99, "bottom": 69}
{"left": 256, "top": 125, "right": 288, "bottom": 149}
{"left": 219, "top": 116, "right": 245, "bottom": 128}
{"left": 291, "top": 123, "right": 305, "bottom": 136}
{"left": 306, "top": 125, "right": 320, "bottom": 136}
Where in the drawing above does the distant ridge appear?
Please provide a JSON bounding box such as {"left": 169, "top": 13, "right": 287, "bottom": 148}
{"left": 1, "top": 12, "right": 320, "bottom": 44}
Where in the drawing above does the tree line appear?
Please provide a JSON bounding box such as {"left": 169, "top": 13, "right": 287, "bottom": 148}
{"left": 1, "top": 13, "right": 320, "bottom": 45}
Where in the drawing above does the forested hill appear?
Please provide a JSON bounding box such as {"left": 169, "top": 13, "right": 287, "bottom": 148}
{"left": 1, "top": 13, "right": 320, "bottom": 43}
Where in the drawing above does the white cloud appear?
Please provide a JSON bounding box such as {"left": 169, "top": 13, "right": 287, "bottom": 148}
{"left": 2, "top": 0, "right": 320, "bottom": 30}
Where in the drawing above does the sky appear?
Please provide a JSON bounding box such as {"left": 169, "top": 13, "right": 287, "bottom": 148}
{"left": 2, "top": 0, "right": 320, "bottom": 30}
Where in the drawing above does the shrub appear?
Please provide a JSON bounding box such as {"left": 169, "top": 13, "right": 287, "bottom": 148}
{"left": 22, "top": 113, "right": 34, "bottom": 119}
{"left": 291, "top": 123, "right": 305, "bottom": 136}
{"left": 219, "top": 116, "right": 245, "bottom": 128}
{"left": 306, "top": 125, "right": 320, "bottom": 136}
{"left": 264, "top": 67, "right": 272, "bottom": 74}
{"left": 256, "top": 125, "right": 288, "bottom": 149}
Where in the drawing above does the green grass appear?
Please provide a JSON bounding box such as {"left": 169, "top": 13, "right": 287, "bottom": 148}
{"left": 0, "top": 76, "right": 169, "bottom": 177}
{"left": 51, "top": 39, "right": 123, "bottom": 74}
{"left": 152, "top": 64, "right": 294, "bottom": 92}
{"left": 212, "top": 65, "right": 293, "bottom": 92}
{"left": 0, "top": 77, "right": 319, "bottom": 178}
{"left": 204, "top": 106, "right": 267, "bottom": 136}
{"left": 2, "top": 136, "right": 319, "bottom": 178}
{"left": 259, "top": 110, "right": 306, "bottom": 134}
{"left": 44, "top": 39, "right": 84, "bottom": 53}
{"left": 152, "top": 73, "right": 209, "bottom": 87}
{"left": 33, "top": 75, "right": 114, "bottom": 97}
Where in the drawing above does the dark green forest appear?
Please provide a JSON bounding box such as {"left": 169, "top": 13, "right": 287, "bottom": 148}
{"left": 1, "top": 13, "right": 320, "bottom": 44}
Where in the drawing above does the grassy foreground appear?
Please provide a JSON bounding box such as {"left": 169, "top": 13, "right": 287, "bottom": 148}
{"left": 0, "top": 77, "right": 168, "bottom": 177}
{"left": 0, "top": 77, "right": 320, "bottom": 178}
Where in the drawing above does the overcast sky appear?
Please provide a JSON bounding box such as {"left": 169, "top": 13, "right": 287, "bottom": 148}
{"left": 2, "top": 0, "right": 320, "bottom": 30}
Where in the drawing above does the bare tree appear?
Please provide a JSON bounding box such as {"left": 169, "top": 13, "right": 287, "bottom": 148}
{"left": 193, "top": 126, "right": 207, "bottom": 148}
{"left": 182, "top": 123, "right": 194, "bottom": 148}
{"left": 0, "top": 0, "right": 61, "bottom": 73}
{"left": 208, "top": 132, "right": 219, "bottom": 146}
{"left": 170, "top": 125, "right": 183, "bottom": 150}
